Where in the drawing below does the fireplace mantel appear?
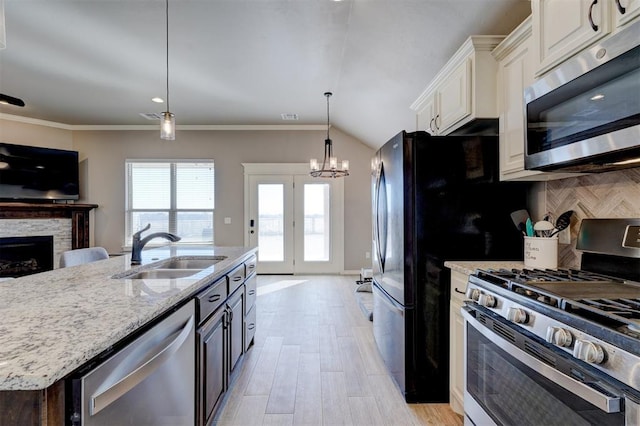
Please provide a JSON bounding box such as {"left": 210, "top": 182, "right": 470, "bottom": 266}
{"left": 0, "top": 203, "right": 98, "bottom": 249}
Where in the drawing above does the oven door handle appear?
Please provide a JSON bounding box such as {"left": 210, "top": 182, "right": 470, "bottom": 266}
{"left": 462, "top": 308, "right": 622, "bottom": 414}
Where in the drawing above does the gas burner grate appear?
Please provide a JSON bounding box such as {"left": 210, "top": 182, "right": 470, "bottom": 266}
{"left": 510, "top": 268, "right": 618, "bottom": 283}
{"left": 564, "top": 297, "right": 640, "bottom": 338}
{"left": 476, "top": 268, "right": 619, "bottom": 285}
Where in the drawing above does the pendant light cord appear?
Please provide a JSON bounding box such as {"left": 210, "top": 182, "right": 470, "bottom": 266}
{"left": 165, "top": 0, "right": 170, "bottom": 111}
{"left": 325, "top": 92, "right": 331, "bottom": 141}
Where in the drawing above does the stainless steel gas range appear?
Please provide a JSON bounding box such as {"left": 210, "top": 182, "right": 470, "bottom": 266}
{"left": 462, "top": 219, "right": 640, "bottom": 426}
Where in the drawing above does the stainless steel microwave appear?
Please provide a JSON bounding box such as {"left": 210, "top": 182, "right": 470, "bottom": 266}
{"left": 524, "top": 20, "right": 640, "bottom": 173}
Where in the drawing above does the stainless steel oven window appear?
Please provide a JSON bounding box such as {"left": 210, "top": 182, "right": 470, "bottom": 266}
{"left": 464, "top": 311, "right": 626, "bottom": 426}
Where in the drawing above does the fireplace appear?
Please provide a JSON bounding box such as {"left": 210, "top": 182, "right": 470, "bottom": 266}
{"left": 0, "top": 236, "right": 54, "bottom": 278}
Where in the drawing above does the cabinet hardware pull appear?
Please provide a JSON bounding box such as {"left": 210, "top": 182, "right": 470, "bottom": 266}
{"left": 434, "top": 114, "right": 440, "bottom": 130}
{"left": 249, "top": 290, "right": 255, "bottom": 295}
{"left": 208, "top": 294, "right": 221, "bottom": 303}
{"left": 454, "top": 287, "right": 466, "bottom": 295}
{"left": 233, "top": 276, "right": 242, "bottom": 282}
{"left": 248, "top": 323, "right": 255, "bottom": 330}
{"left": 588, "top": 0, "right": 599, "bottom": 32}
{"left": 615, "top": 0, "right": 626, "bottom": 14}
{"left": 429, "top": 117, "right": 435, "bottom": 133}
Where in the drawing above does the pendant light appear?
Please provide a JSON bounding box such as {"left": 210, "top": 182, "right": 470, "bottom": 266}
{"left": 160, "top": 0, "right": 175, "bottom": 140}
{"left": 310, "top": 92, "right": 349, "bottom": 178}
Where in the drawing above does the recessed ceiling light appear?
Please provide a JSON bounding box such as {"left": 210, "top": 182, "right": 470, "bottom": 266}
{"left": 152, "top": 97, "right": 164, "bottom": 103}
{"left": 281, "top": 113, "right": 299, "bottom": 120}
{"left": 590, "top": 94, "right": 605, "bottom": 101}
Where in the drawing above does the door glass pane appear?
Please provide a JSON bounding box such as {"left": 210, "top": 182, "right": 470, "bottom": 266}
{"left": 304, "top": 183, "right": 330, "bottom": 261}
{"left": 258, "top": 184, "right": 284, "bottom": 262}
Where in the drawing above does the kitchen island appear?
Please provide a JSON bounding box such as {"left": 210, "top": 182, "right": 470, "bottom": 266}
{"left": 0, "top": 244, "right": 257, "bottom": 425}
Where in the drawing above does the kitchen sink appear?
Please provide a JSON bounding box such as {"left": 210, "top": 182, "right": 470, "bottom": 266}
{"left": 113, "top": 256, "right": 227, "bottom": 280}
{"left": 155, "top": 256, "right": 227, "bottom": 270}
{"left": 120, "top": 269, "right": 202, "bottom": 280}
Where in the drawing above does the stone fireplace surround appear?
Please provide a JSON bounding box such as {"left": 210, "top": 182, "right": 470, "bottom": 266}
{"left": 0, "top": 203, "right": 97, "bottom": 269}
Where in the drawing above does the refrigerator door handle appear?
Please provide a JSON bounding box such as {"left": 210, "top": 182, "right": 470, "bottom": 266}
{"left": 374, "top": 162, "right": 387, "bottom": 272}
{"left": 374, "top": 282, "right": 404, "bottom": 313}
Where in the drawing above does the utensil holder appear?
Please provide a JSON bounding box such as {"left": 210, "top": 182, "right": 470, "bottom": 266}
{"left": 524, "top": 236, "right": 558, "bottom": 269}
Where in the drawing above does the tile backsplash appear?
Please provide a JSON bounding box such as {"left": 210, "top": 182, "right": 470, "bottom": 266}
{"left": 546, "top": 168, "right": 640, "bottom": 268}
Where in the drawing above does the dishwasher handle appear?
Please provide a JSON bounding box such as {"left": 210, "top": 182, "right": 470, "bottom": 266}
{"left": 90, "top": 315, "right": 195, "bottom": 415}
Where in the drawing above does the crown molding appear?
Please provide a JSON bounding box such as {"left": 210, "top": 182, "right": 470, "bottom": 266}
{"left": 0, "top": 114, "right": 328, "bottom": 132}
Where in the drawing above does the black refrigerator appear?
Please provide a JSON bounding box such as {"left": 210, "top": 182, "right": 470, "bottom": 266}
{"left": 371, "top": 130, "right": 528, "bottom": 402}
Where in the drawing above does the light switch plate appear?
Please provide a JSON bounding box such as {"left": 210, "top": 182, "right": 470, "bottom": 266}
{"left": 224, "top": 217, "right": 231, "bottom": 224}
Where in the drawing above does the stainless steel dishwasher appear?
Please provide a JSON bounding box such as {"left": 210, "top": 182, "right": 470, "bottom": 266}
{"left": 69, "top": 300, "right": 195, "bottom": 425}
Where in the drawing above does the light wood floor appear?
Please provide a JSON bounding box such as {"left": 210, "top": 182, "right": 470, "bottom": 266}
{"left": 215, "top": 275, "right": 463, "bottom": 426}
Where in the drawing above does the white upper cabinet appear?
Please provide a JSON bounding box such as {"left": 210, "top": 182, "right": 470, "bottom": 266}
{"left": 533, "top": 0, "right": 640, "bottom": 76}
{"left": 533, "top": 0, "right": 611, "bottom": 76}
{"left": 494, "top": 17, "right": 578, "bottom": 181}
{"left": 614, "top": 0, "right": 640, "bottom": 27}
{"left": 416, "top": 93, "right": 438, "bottom": 135}
{"left": 411, "top": 36, "right": 504, "bottom": 136}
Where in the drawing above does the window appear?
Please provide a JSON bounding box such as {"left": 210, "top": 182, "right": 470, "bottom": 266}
{"left": 125, "top": 160, "right": 215, "bottom": 245}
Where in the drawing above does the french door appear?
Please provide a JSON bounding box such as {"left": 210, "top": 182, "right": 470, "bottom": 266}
{"left": 243, "top": 164, "right": 344, "bottom": 274}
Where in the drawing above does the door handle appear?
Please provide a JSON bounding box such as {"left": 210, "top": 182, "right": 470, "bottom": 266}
{"left": 588, "top": 0, "right": 599, "bottom": 32}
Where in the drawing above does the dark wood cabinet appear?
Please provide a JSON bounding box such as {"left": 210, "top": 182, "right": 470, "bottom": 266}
{"left": 199, "top": 307, "right": 226, "bottom": 424}
{"left": 228, "top": 288, "right": 244, "bottom": 377}
{"left": 197, "top": 256, "right": 257, "bottom": 426}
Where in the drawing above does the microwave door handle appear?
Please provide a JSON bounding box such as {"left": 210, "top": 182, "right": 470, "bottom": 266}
{"left": 462, "top": 309, "right": 622, "bottom": 414}
{"left": 90, "top": 315, "right": 194, "bottom": 415}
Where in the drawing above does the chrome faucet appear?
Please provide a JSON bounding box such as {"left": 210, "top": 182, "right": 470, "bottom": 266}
{"left": 130, "top": 224, "right": 181, "bottom": 265}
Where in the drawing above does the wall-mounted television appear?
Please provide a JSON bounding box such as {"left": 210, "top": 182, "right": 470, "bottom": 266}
{"left": 0, "top": 142, "right": 80, "bottom": 201}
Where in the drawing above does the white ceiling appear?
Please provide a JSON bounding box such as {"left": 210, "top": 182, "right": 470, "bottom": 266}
{"left": 0, "top": 0, "right": 531, "bottom": 148}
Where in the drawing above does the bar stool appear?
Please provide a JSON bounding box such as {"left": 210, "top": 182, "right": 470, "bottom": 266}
{"left": 59, "top": 247, "right": 109, "bottom": 268}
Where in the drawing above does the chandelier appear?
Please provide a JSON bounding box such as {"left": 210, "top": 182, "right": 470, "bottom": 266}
{"left": 310, "top": 92, "right": 349, "bottom": 178}
{"left": 160, "top": 0, "right": 175, "bottom": 140}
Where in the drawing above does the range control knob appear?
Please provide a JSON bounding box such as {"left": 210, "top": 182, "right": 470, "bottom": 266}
{"left": 466, "top": 288, "right": 480, "bottom": 301}
{"left": 573, "top": 340, "right": 605, "bottom": 364}
{"left": 546, "top": 326, "right": 573, "bottom": 347}
{"left": 478, "top": 294, "right": 497, "bottom": 308}
{"left": 507, "top": 307, "right": 529, "bottom": 324}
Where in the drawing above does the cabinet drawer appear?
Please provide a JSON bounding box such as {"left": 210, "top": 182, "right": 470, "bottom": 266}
{"left": 228, "top": 264, "right": 245, "bottom": 294}
{"left": 245, "top": 274, "right": 257, "bottom": 315}
{"left": 244, "top": 255, "right": 257, "bottom": 277}
{"left": 244, "top": 305, "right": 256, "bottom": 352}
{"left": 196, "top": 276, "right": 227, "bottom": 324}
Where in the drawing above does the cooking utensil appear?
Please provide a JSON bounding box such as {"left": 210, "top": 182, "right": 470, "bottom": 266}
{"left": 510, "top": 210, "right": 530, "bottom": 236}
{"left": 549, "top": 210, "right": 574, "bottom": 237}
{"left": 526, "top": 218, "right": 534, "bottom": 237}
{"left": 534, "top": 220, "right": 555, "bottom": 237}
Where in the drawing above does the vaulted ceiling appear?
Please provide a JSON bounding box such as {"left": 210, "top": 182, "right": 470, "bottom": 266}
{"left": 0, "top": 0, "right": 531, "bottom": 148}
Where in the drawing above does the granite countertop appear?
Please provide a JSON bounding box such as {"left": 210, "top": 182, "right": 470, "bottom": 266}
{"left": 0, "top": 245, "right": 256, "bottom": 391}
{"left": 444, "top": 260, "right": 525, "bottom": 276}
